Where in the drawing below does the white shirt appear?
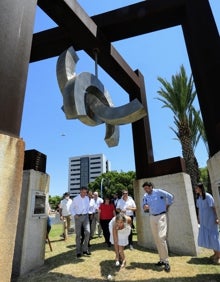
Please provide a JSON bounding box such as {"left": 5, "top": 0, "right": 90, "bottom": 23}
{"left": 70, "top": 194, "right": 90, "bottom": 215}
{"left": 93, "top": 196, "right": 103, "bottom": 213}
{"left": 59, "top": 198, "right": 72, "bottom": 216}
{"left": 116, "top": 196, "right": 136, "bottom": 216}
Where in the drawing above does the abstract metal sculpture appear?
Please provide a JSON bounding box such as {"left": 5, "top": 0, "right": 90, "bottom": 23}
{"left": 56, "top": 47, "right": 147, "bottom": 147}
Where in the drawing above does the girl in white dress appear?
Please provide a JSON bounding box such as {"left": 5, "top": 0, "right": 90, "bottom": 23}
{"left": 109, "top": 213, "right": 131, "bottom": 268}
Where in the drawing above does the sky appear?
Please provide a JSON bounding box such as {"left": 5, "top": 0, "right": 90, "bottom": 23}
{"left": 21, "top": 0, "right": 220, "bottom": 196}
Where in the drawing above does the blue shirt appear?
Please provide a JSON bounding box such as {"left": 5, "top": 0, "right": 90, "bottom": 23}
{"left": 143, "top": 188, "right": 174, "bottom": 215}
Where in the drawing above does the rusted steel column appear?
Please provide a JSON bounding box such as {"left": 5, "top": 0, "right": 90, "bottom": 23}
{"left": 0, "top": 0, "right": 37, "bottom": 136}
{"left": 131, "top": 70, "right": 154, "bottom": 179}
{"left": 182, "top": 0, "right": 220, "bottom": 157}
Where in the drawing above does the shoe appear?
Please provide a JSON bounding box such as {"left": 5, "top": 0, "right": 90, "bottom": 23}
{"left": 115, "top": 260, "right": 120, "bottom": 266}
{"left": 76, "top": 253, "right": 81, "bottom": 258}
{"left": 129, "top": 244, "right": 134, "bottom": 250}
{"left": 155, "top": 261, "right": 164, "bottom": 266}
{"left": 120, "top": 260, "right": 126, "bottom": 268}
{"left": 213, "top": 258, "right": 220, "bottom": 265}
{"left": 164, "top": 263, "right": 171, "bottom": 272}
{"left": 210, "top": 254, "right": 216, "bottom": 261}
{"left": 83, "top": 251, "right": 91, "bottom": 255}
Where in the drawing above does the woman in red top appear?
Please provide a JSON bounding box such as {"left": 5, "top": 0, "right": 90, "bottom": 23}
{"left": 99, "top": 195, "right": 116, "bottom": 247}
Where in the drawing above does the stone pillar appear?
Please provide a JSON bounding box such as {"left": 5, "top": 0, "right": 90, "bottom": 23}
{"left": 134, "top": 172, "right": 199, "bottom": 256}
{"left": 12, "top": 170, "right": 50, "bottom": 278}
{"left": 207, "top": 151, "right": 220, "bottom": 219}
{"left": 0, "top": 134, "right": 25, "bottom": 282}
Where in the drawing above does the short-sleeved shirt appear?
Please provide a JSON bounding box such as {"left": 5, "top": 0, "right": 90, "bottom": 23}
{"left": 143, "top": 188, "right": 174, "bottom": 215}
{"left": 60, "top": 198, "right": 72, "bottom": 216}
{"left": 99, "top": 203, "right": 115, "bottom": 220}
{"left": 116, "top": 196, "right": 136, "bottom": 217}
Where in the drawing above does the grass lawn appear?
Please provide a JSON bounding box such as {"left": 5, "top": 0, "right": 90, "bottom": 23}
{"left": 15, "top": 223, "right": 219, "bottom": 281}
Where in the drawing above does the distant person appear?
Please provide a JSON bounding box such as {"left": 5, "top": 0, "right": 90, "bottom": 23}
{"left": 116, "top": 190, "right": 136, "bottom": 250}
{"left": 46, "top": 202, "right": 52, "bottom": 241}
{"left": 81, "top": 190, "right": 94, "bottom": 246}
{"left": 112, "top": 193, "right": 119, "bottom": 209}
{"left": 99, "top": 195, "right": 116, "bottom": 247}
{"left": 90, "top": 191, "right": 103, "bottom": 238}
{"left": 142, "top": 181, "right": 174, "bottom": 272}
{"left": 59, "top": 192, "right": 72, "bottom": 239}
{"left": 109, "top": 213, "right": 131, "bottom": 269}
{"left": 70, "top": 186, "right": 91, "bottom": 258}
{"left": 195, "top": 183, "right": 220, "bottom": 264}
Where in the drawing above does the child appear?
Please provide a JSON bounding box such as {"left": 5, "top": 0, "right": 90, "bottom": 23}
{"left": 109, "top": 213, "right": 131, "bottom": 269}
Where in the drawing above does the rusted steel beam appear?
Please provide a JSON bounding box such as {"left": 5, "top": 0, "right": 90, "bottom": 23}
{"left": 36, "top": 0, "right": 140, "bottom": 96}
{"left": 31, "top": 0, "right": 184, "bottom": 62}
{"left": 182, "top": 0, "right": 220, "bottom": 156}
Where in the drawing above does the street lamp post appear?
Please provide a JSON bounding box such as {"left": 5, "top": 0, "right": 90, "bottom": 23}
{"left": 100, "top": 178, "right": 111, "bottom": 198}
{"left": 100, "top": 178, "right": 105, "bottom": 199}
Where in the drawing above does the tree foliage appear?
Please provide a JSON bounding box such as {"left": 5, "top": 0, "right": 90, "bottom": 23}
{"left": 88, "top": 171, "right": 136, "bottom": 198}
{"left": 49, "top": 195, "right": 62, "bottom": 210}
{"left": 157, "top": 65, "right": 204, "bottom": 188}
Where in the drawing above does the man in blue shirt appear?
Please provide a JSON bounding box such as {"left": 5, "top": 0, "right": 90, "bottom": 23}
{"left": 142, "top": 181, "right": 174, "bottom": 272}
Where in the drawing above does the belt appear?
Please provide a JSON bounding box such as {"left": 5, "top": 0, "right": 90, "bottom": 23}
{"left": 151, "top": 211, "right": 166, "bottom": 216}
{"left": 76, "top": 214, "right": 88, "bottom": 216}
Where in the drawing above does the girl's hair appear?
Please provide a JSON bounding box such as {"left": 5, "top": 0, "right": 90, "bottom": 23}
{"left": 115, "top": 213, "right": 126, "bottom": 222}
{"left": 195, "top": 182, "right": 206, "bottom": 200}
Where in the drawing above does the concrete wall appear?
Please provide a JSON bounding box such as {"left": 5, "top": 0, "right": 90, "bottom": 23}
{"left": 134, "top": 172, "right": 199, "bottom": 256}
{"left": 0, "top": 134, "right": 24, "bottom": 282}
{"left": 207, "top": 151, "right": 220, "bottom": 219}
{"left": 12, "top": 170, "right": 50, "bottom": 277}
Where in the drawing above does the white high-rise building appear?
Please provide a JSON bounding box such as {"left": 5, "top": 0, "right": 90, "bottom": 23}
{"left": 68, "top": 153, "right": 111, "bottom": 197}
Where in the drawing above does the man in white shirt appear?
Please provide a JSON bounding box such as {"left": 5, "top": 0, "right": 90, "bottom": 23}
{"left": 116, "top": 190, "right": 137, "bottom": 250}
{"left": 59, "top": 192, "right": 72, "bottom": 239}
{"left": 90, "top": 191, "right": 103, "bottom": 238}
{"left": 70, "top": 186, "right": 91, "bottom": 258}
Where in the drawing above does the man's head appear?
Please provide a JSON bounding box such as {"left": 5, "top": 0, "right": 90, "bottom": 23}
{"left": 64, "top": 192, "right": 70, "bottom": 199}
{"left": 80, "top": 186, "right": 88, "bottom": 198}
{"left": 93, "top": 191, "right": 98, "bottom": 198}
{"left": 122, "top": 190, "right": 128, "bottom": 199}
{"left": 142, "top": 181, "right": 154, "bottom": 194}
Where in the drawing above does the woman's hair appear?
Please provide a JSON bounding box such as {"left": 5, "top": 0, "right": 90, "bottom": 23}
{"left": 115, "top": 213, "right": 126, "bottom": 222}
{"left": 195, "top": 182, "right": 206, "bottom": 200}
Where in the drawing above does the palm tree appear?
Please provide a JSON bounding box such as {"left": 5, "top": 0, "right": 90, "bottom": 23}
{"left": 156, "top": 64, "right": 201, "bottom": 189}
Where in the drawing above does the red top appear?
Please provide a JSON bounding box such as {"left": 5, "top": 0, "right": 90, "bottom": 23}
{"left": 99, "top": 203, "right": 115, "bottom": 220}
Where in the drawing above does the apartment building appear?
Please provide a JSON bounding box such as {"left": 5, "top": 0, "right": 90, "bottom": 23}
{"left": 68, "top": 153, "right": 111, "bottom": 197}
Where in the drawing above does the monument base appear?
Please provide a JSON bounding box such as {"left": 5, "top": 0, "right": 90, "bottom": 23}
{"left": 0, "top": 133, "right": 24, "bottom": 282}
{"left": 134, "top": 172, "right": 199, "bottom": 256}
{"left": 12, "top": 169, "right": 50, "bottom": 278}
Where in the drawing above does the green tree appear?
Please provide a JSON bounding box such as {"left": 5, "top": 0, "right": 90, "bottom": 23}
{"left": 88, "top": 171, "right": 136, "bottom": 198}
{"left": 199, "top": 167, "right": 209, "bottom": 186}
{"left": 157, "top": 65, "right": 202, "bottom": 189}
{"left": 49, "top": 195, "right": 62, "bottom": 210}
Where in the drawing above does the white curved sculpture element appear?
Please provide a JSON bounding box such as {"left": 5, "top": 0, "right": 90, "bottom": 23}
{"left": 56, "top": 47, "right": 146, "bottom": 147}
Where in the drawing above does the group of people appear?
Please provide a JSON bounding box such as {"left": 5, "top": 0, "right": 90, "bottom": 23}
{"left": 57, "top": 181, "right": 220, "bottom": 272}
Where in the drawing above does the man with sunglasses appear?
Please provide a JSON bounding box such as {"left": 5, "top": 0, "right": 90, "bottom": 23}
{"left": 116, "top": 190, "right": 137, "bottom": 250}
